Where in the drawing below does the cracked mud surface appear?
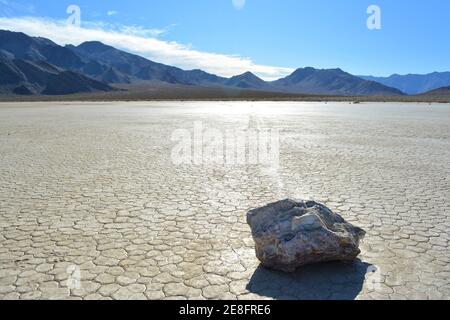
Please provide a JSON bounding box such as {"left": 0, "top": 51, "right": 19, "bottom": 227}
{"left": 0, "top": 101, "right": 449, "bottom": 300}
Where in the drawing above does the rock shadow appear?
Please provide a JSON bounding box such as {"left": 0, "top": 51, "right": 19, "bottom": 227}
{"left": 246, "top": 259, "right": 372, "bottom": 300}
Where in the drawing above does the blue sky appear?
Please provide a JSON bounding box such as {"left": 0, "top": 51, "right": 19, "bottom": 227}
{"left": 0, "top": 0, "right": 449, "bottom": 79}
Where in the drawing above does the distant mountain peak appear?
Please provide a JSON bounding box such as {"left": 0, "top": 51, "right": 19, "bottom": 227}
{"left": 233, "top": 71, "right": 262, "bottom": 80}
{"left": 224, "top": 71, "right": 268, "bottom": 89}
{"left": 76, "top": 41, "right": 115, "bottom": 53}
{"left": 273, "top": 67, "right": 404, "bottom": 96}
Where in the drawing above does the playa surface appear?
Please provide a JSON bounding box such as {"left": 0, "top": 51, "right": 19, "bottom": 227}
{"left": 0, "top": 101, "right": 449, "bottom": 300}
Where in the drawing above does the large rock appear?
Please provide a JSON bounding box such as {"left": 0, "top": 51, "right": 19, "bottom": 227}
{"left": 247, "top": 199, "right": 366, "bottom": 272}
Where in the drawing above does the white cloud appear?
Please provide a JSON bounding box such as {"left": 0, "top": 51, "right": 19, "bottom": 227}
{"left": 232, "top": 0, "right": 246, "bottom": 10}
{"left": 0, "top": 16, "right": 293, "bottom": 80}
{"left": 107, "top": 10, "right": 117, "bottom": 16}
{"left": 119, "top": 25, "right": 169, "bottom": 38}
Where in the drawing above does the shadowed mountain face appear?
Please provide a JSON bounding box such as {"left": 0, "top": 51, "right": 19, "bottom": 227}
{"left": 0, "top": 30, "right": 87, "bottom": 71}
{"left": 68, "top": 41, "right": 227, "bottom": 86}
{"left": 0, "top": 30, "right": 115, "bottom": 95}
{"left": 0, "top": 31, "right": 228, "bottom": 88}
{"left": 0, "top": 30, "right": 132, "bottom": 85}
{"left": 420, "top": 85, "right": 450, "bottom": 98}
{"left": 0, "top": 29, "right": 411, "bottom": 97}
{"left": 360, "top": 72, "right": 450, "bottom": 95}
{"left": 0, "top": 56, "right": 113, "bottom": 95}
{"left": 272, "top": 67, "right": 405, "bottom": 96}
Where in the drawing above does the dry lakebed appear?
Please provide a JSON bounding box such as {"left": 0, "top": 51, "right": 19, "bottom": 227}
{"left": 0, "top": 101, "right": 449, "bottom": 300}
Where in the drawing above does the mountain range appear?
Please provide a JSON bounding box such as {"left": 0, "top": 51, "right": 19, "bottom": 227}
{"left": 0, "top": 30, "right": 449, "bottom": 97}
{"left": 360, "top": 73, "right": 450, "bottom": 95}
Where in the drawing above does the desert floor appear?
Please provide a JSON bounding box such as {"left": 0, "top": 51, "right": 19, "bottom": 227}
{"left": 0, "top": 101, "right": 449, "bottom": 300}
